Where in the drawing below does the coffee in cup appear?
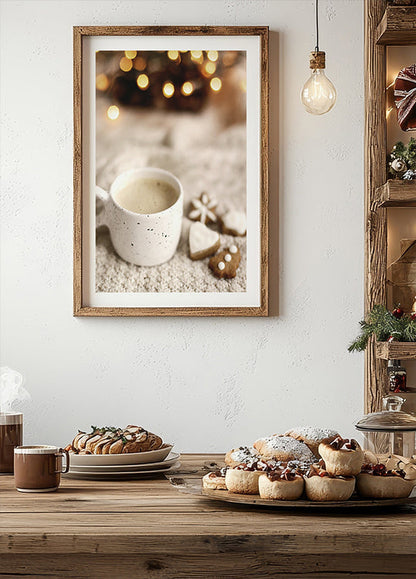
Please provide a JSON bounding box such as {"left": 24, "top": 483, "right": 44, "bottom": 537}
{"left": 0, "top": 413, "right": 23, "bottom": 473}
{"left": 96, "top": 168, "right": 183, "bottom": 266}
{"left": 14, "top": 445, "right": 69, "bottom": 492}
{"left": 114, "top": 178, "right": 179, "bottom": 215}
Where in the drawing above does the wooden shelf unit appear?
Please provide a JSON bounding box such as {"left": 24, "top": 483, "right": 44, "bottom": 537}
{"left": 376, "top": 180, "right": 416, "bottom": 207}
{"left": 365, "top": 1, "right": 416, "bottom": 413}
{"left": 376, "top": 341, "right": 416, "bottom": 361}
{"left": 377, "top": 6, "right": 416, "bottom": 45}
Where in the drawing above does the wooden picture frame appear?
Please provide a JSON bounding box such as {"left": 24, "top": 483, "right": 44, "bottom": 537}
{"left": 73, "top": 26, "right": 269, "bottom": 316}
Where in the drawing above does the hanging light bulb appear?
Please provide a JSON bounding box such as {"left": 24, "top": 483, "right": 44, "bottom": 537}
{"left": 301, "top": 0, "right": 336, "bottom": 115}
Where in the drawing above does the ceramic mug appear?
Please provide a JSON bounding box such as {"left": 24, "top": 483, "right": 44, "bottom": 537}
{"left": 14, "top": 445, "right": 69, "bottom": 493}
{"left": 96, "top": 167, "right": 183, "bottom": 266}
{"left": 0, "top": 412, "right": 23, "bottom": 473}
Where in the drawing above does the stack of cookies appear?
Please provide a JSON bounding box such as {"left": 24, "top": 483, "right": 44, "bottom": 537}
{"left": 202, "top": 426, "right": 416, "bottom": 502}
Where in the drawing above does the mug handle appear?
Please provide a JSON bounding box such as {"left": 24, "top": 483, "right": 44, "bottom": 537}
{"left": 55, "top": 448, "right": 70, "bottom": 474}
{"left": 96, "top": 186, "right": 109, "bottom": 228}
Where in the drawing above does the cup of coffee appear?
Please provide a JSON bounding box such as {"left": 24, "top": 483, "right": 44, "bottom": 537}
{"left": 14, "top": 446, "right": 69, "bottom": 492}
{"left": 0, "top": 413, "right": 23, "bottom": 473}
{"left": 96, "top": 167, "right": 183, "bottom": 266}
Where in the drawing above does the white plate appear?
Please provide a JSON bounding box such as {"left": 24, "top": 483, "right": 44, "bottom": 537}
{"left": 69, "top": 444, "right": 173, "bottom": 467}
{"left": 64, "top": 461, "right": 181, "bottom": 480}
{"left": 69, "top": 452, "right": 180, "bottom": 473}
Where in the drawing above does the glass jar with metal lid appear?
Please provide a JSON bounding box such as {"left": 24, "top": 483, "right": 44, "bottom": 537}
{"left": 355, "top": 396, "right": 416, "bottom": 458}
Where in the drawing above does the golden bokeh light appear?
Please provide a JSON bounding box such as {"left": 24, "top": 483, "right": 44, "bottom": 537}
{"left": 134, "top": 56, "right": 146, "bottom": 71}
{"left": 125, "top": 50, "right": 137, "bottom": 60}
{"left": 181, "top": 81, "right": 194, "bottom": 96}
{"left": 120, "top": 56, "right": 133, "bottom": 72}
{"left": 137, "top": 74, "right": 149, "bottom": 90}
{"left": 190, "top": 50, "right": 202, "bottom": 59}
{"left": 204, "top": 61, "right": 216, "bottom": 76}
{"left": 207, "top": 50, "right": 218, "bottom": 62}
{"left": 107, "top": 105, "right": 120, "bottom": 120}
{"left": 210, "top": 77, "right": 222, "bottom": 92}
{"left": 96, "top": 73, "right": 109, "bottom": 91}
{"left": 163, "top": 82, "right": 175, "bottom": 98}
{"left": 167, "top": 50, "right": 179, "bottom": 61}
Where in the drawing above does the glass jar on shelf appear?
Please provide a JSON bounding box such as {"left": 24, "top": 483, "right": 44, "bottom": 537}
{"left": 355, "top": 395, "right": 416, "bottom": 458}
{"left": 387, "top": 359, "right": 407, "bottom": 393}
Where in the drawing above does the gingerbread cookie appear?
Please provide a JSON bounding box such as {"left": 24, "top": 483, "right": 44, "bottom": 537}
{"left": 209, "top": 245, "right": 241, "bottom": 279}
{"left": 188, "top": 193, "right": 218, "bottom": 225}
{"left": 221, "top": 210, "right": 246, "bottom": 236}
{"left": 189, "top": 222, "right": 220, "bottom": 261}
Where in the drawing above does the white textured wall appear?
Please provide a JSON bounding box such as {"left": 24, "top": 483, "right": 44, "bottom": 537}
{"left": 0, "top": 0, "right": 364, "bottom": 451}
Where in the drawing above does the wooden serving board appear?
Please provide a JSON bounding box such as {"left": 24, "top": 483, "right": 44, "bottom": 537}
{"left": 168, "top": 475, "right": 416, "bottom": 509}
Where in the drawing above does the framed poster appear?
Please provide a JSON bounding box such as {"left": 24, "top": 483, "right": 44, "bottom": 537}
{"left": 73, "top": 26, "right": 268, "bottom": 316}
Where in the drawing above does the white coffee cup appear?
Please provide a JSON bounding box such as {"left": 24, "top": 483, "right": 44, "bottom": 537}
{"left": 96, "top": 168, "right": 183, "bottom": 266}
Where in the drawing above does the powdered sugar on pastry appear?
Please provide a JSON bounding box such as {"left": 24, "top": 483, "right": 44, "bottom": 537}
{"left": 254, "top": 435, "right": 315, "bottom": 463}
{"left": 225, "top": 446, "right": 260, "bottom": 468}
{"left": 285, "top": 427, "right": 339, "bottom": 445}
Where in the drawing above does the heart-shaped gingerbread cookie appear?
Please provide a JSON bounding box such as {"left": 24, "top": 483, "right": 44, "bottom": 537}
{"left": 189, "top": 222, "right": 221, "bottom": 260}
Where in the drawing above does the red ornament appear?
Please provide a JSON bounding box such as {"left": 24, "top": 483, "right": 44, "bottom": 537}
{"left": 388, "top": 335, "right": 395, "bottom": 343}
{"left": 392, "top": 305, "right": 404, "bottom": 319}
{"left": 411, "top": 312, "right": 416, "bottom": 321}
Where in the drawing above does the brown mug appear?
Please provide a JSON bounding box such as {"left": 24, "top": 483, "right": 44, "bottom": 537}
{"left": 14, "top": 445, "right": 69, "bottom": 492}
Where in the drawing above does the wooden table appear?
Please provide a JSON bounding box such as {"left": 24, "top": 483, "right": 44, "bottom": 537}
{"left": 1, "top": 454, "right": 415, "bottom": 578}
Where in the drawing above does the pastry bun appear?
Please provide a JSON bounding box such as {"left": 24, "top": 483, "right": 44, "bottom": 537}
{"left": 225, "top": 446, "right": 260, "bottom": 468}
{"left": 225, "top": 468, "right": 262, "bottom": 494}
{"left": 284, "top": 427, "right": 339, "bottom": 457}
{"left": 318, "top": 437, "right": 364, "bottom": 476}
{"left": 357, "top": 470, "right": 414, "bottom": 499}
{"left": 259, "top": 472, "right": 304, "bottom": 500}
{"left": 203, "top": 469, "right": 227, "bottom": 491}
{"left": 253, "top": 435, "right": 314, "bottom": 464}
{"left": 304, "top": 475, "right": 355, "bottom": 502}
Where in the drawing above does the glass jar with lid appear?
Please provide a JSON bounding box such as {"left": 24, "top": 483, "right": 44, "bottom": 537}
{"left": 355, "top": 396, "right": 416, "bottom": 458}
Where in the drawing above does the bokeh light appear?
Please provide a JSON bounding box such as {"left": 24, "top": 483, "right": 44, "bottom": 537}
{"left": 204, "top": 61, "right": 216, "bottom": 76}
{"left": 107, "top": 105, "right": 120, "bottom": 120}
{"left": 137, "top": 74, "right": 149, "bottom": 90}
{"left": 134, "top": 56, "right": 146, "bottom": 71}
{"left": 210, "top": 77, "right": 222, "bottom": 92}
{"left": 181, "top": 81, "right": 194, "bottom": 96}
{"left": 162, "top": 82, "right": 175, "bottom": 98}
{"left": 207, "top": 50, "right": 218, "bottom": 62}
{"left": 190, "top": 50, "right": 203, "bottom": 64}
{"left": 167, "top": 50, "right": 179, "bottom": 61}
{"left": 125, "top": 50, "right": 137, "bottom": 60}
{"left": 96, "top": 73, "right": 109, "bottom": 91}
{"left": 120, "top": 56, "right": 133, "bottom": 72}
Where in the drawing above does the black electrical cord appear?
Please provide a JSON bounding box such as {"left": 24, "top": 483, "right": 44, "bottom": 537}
{"left": 315, "top": 0, "right": 319, "bottom": 52}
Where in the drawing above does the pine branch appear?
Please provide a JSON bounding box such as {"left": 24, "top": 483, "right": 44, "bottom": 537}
{"left": 348, "top": 305, "right": 416, "bottom": 352}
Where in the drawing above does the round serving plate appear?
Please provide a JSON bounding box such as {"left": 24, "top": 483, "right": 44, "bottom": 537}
{"left": 168, "top": 476, "right": 416, "bottom": 509}
{"left": 68, "top": 452, "right": 180, "bottom": 473}
{"left": 65, "top": 461, "right": 181, "bottom": 480}
{"left": 69, "top": 444, "right": 173, "bottom": 467}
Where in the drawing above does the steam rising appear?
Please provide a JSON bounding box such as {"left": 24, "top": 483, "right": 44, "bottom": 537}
{"left": 0, "top": 367, "right": 30, "bottom": 413}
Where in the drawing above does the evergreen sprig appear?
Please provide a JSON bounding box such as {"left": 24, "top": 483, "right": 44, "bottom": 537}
{"left": 348, "top": 305, "right": 416, "bottom": 352}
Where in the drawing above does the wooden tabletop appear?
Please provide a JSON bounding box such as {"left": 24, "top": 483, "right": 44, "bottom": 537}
{"left": 1, "top": 454, "right": 415, "bottom": 578}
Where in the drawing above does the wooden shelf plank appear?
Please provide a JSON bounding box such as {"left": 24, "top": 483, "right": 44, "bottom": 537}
{"left": 376, "top": 180, "right": 416, "bottom": 207}
{"left": 376, "top": 341, "right": 416, "bottom": 360}
{"left": 377, "top": 6, "right": 416, "bottom": 45}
